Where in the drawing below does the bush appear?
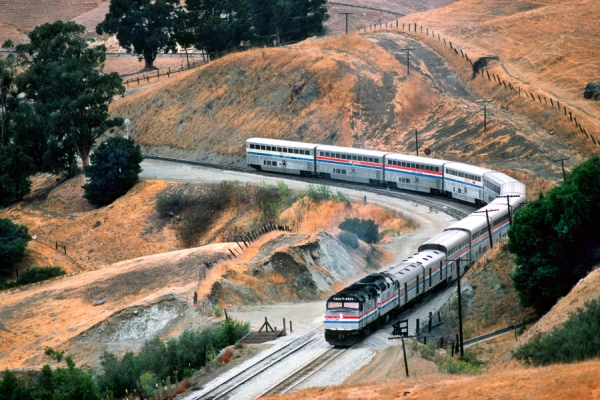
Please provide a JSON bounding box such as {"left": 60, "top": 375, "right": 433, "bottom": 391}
{"left": 1, "top": 268, "right": 66, "bottom": 291}
{"left": 83, "top": 137, "right": 143, "bottom": 207}
{"left": 513, "top": 298, "right": 600, "bottom": 366}
{"left": 0, "top": 143, "right": 37, "bottom": 206}
{"left": 15, "top": 266, "right": 66, "bottom": 285}
{"left": 97, "top": 319, "right": 250, "bottom": 398}
{"left": 0, "top": 218, "right": 31, "bottom": 274}
{"left": 437, "top": 356, "right": 483, "bottom": 375}
{"left": 338, "top": 218, "right": 379, "bottom": 243}
{"left": 419, "top": 341, "right": 438, "bottom": 360}
{"left": 306, "top": 184, "right": 332, "bottom": 203}
{"left": 338, "top": 231, "right": 359, "bottom": 248}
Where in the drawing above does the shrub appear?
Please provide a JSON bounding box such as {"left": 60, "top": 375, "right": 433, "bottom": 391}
{"left": 213, "top": 304, "right": 223, "bottom": 317}
{"left": 83, "top": 137, "right": 143, "bottom": 207}
{"left": 0, "top": 218, "right": 31, "bottom": 274}
{"left": 338, "top": 218, "right": 379, "bottom": 243}
{"left": 16, "top": 266, "right": 66, "bottom": 285}
{"left": 513, "top": 298, "right": 600, "bottom": 366}
{"left": 419, "top": 341, "right": 438, "bottom": 360}
{"left": 97, "top": 319, "right": 249, "bottom": 398}
{"left": 437, "top": 356, "right": 483, "bottom": 375}
{"left": 306, "top": 184, "right": 332, "bottom": 203}
{"left": 338, "top": 231, "right": 359, "bottom": 248}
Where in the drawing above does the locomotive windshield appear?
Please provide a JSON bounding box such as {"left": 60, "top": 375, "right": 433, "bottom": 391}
{"left": 327, "top": 301, "right": 361, "bottom": 310}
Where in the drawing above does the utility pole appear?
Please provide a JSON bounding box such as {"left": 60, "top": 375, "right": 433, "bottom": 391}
{"left": 477, "top": 99, "right": 492, "bottom": 132}
{"left": 339, "top": 13, "right": 354, "bottom": 34}
{"left": 401, "top": 335, "right": 409, "bottom": 377}
{"left": 499, "top": 194, "right": 521, "bottom": 225}
{"left": 552, "top": 157, "right": 570, "bottom": 182}
{"left": 415, "top": 129, "right": 419, "bottom": 156}
{"left": 454, "top": 257, "right": 470, "bottom": 358}
{"left": 400, "top": 48, "right": 416, "bottom": 75}
{"left": 474, "top": 209, "right": 499, "bottom": 248}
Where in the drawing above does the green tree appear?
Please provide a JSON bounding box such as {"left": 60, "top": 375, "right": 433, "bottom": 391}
{"left": 96, "top": 0, "right": 179, "bottom": 70}
{"left": 508, "top": 156, "right": 600, "bottom": 314}
{"left": 83, "top": 137, "right": 143, "bottom": 207}
{"left": 0, "top": 218, "right": 31, "bottom": 274}
{"left": 249, "top": 0, "right": 328, "bottom": 46}
{"left": 185, "top": 0, "right": 255, "bottom": 58}
{"left": 0, "top": 143, "right": 36, "bottom": 206}
{"left": 14, "top": 21, "right": 124, "bottom": 176}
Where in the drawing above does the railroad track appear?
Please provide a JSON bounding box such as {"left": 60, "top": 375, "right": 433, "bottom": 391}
{"left": 258, "top": 346, "right": 350, "bottom": 397}
{"left": 142, "top": 154, "right": 473, "bottom": 220}
{"left": 191, "top": 326, "right": 324, "bottom": 400}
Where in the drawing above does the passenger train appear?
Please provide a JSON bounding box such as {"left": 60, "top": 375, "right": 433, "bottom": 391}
{"left": 245, "top": 137, "right": 526, "bottom": 346}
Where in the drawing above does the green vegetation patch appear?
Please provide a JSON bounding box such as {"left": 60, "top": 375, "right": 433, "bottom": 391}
{"left": 0, "top": 266, "right": 66, "bottom": 290}
{"left": 508, "top": 156, "right": 600, "bottom": 315}
{"left": 339, "top": 217, "right": 379, "bottom": 244}
{"left": 513, "top": 297, "right": 600, "bottom": 366}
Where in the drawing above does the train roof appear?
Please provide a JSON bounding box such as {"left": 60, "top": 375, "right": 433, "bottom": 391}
{"left": 385, "top": 153, "right": 447, "bottom": 166}
{"left": 418, "top": 229, "right": 469, "bottom": 252}
{"left": 444, "top": 214, "right": 488, "bottom": 234}
{"left": 444, "top": 162, "right": 494, "bottom": 176}
{"left": 246, "top": 138, "right": 319, "bottom": 149}
{"left": 316, "top": 145, "right": 389, "bottom": 158}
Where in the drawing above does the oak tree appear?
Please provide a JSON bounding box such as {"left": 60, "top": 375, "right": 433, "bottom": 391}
{"left": 97, "top": 0, "right": 179, "bottom": 70}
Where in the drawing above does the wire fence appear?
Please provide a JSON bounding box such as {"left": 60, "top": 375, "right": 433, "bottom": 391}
{"left": 122, "top": 60, "right": 205, "bottom": 86}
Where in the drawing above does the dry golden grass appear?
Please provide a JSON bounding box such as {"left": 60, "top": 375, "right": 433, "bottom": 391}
{"left": 277, "top": 358, "right": 600, "bottom": 400}
{"left": 397, "top": 0, "right": 600, "bottom": 155}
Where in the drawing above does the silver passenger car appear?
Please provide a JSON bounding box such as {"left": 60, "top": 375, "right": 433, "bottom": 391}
{"left": 315, "top": 145, "right": 389, "bottom": 184}
{"left": 246, "top": 138, "right": 317, "bottom": 176}
{"left": 444, "top": 162, "right": 494, "bottom": 204}
{"left": 384, "top": 154, "right": 448, "bottom": 194}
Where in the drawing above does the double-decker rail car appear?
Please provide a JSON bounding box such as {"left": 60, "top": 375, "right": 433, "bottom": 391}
{"left": 315, "top": 145, "right": 389, "bottom": 184}
{"left": 418, "top": 230, "right": 471, "bottom": 277}
{"left": 483, "top": 171, "right": 526, "bottom": 205}
{"left": 384, "top": 154, "right": 447, "bottom": 194}
{"left": 443, "top": 162, "right": 493, "bottom": 205}
{"left": 246, "top": 138, "right": 318, "bottom": 176}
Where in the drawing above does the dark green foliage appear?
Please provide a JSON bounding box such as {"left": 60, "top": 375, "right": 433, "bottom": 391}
{"left": 83, "top": 137, "right": 143, "bottom": 207}
{"left": 0, "top": 353, "right": 101, "bottom": 400}
{"left": 0, "top": 143, "right": 36, "bottom": 206}
{"left": 0, "top": 218, "right": 30, "bottom": 274}
{"left": 513, "top": 298, "right": 600, "bottom": 365}
{"left": 96, "top": 0, "right": 179, "bottom": 70}
{"left": 184, "top": 0, "right": 255, "bottom": 58}
{"left": 249, "top": 0, "right": 329, "bottom": 45}
{"left": 338, "top": 231, "right": 359, "bottom": 249}
{"left": 508, "top": 156, "right": 600, "bottom": 314}
{"left": 13, "top": 21, "right": 124, "bottom": 176}
{"left": 97, "top": 319, "right": 249, "bottom": 398}
{"left": 338, "top": 218, "right": 379, "bottom": 244}
{"left": 0, "top": 266, "right": 66, "bottom": 290}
